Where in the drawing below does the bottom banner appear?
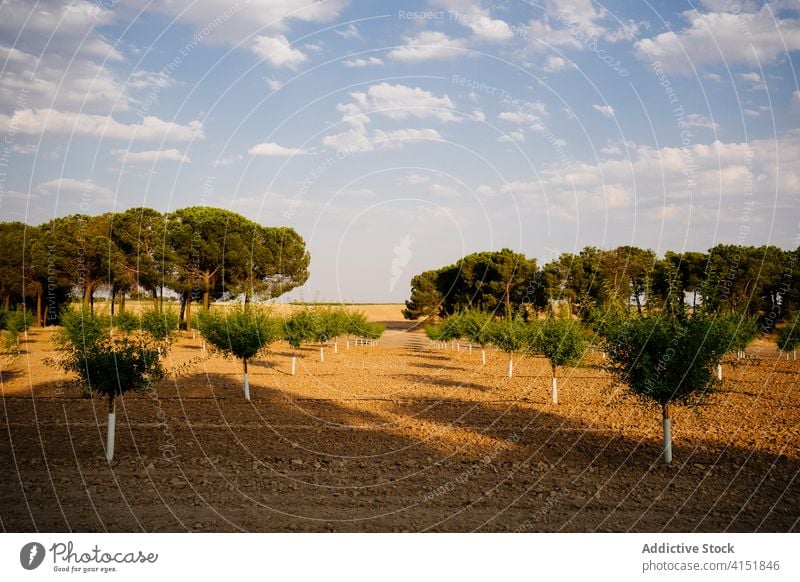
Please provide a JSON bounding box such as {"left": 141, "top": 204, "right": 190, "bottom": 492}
{"left": 1, "top": 533, "right": 796, "bottom": 581}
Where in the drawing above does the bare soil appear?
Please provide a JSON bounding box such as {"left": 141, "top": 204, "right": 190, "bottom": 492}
{"left": 1, "top": 305, "right": 798, "bottom": 532}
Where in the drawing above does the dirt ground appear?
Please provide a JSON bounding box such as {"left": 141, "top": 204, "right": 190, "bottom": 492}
{"left": 1, "top": 305, "right": 798, "bottom": 532}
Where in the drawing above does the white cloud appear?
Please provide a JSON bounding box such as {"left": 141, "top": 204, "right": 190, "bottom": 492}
{"left": 37, "top": 178, "right": 114, "bottom": 201}
{"left": 471, "top": 109, "right": 486, "bottom": 122}
{"left": 266, "top": 77, "right": 284, "bottom": 91}
{"left": 499, "top": 130, "right": 525, "bottom": 143}
{"left": 252, "top": 34, "right": 308, "bottom": 69}
{"left": 248, "top": 142, "right": 311, "bottom": 156}
{"left": 145, "top": 0, "right": 348, "bottom": 41}
{"left": 428, "top": 183, "right": 463, "bottom": 198}
{"left": 683, "top": 114, "right": 719, "bottom": 131}
{"left": 703, "top": 72, "right": 723, "bottom": 82}
{"left": 112, "top": 148, "right": 191, "bottom": 164}
{"left": 635, "top": 5, "right": 800, "bottom": 73}
{"left": 388, "top": 31, "right": 468, "bottom": 63}
{"left": 0, "top": 108, "right": 203, "bottom": 141}
{"left": 400, "top": 173, "right": 431, "bottom": 185}
{"left": 593, "top": 104, "right": 615, "bottom": 119}
{"left": 324, "top": 83, "right": 457, "bottom": 153}
{"left": 342, "top": 56, "right": 384, "bottom": 67}
{"left": 544, "top": 56, "right": 572, "bottom": 72}
{"left": 502, "top": 132, "right": 800, "bottom": 223}
{"left": 374, "top": 128, "right": 443, "bottom": 149}
{"left": 792, "top": 90, "right": 800, "bottom": 108}
{"left": 11, "top": 143, "right": 37, "bottom": 155}
{"left": 336, "top": 24, "right": 362, "bottom": 40}
{"left": 212, "top": 155, "right": 242, "bottom": 167}
{"left": 433, "top": 0, "right": 514, "bottom": 42}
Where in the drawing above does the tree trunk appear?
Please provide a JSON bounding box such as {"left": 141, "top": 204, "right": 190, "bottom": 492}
{"left": 36, "top": 287, "right": 43, "bottom": 327}
{"left": 184, "top": 293, "right": 192, "bottom": 330}
{"left": 291, "top": 355, "right": 297, "bottom": 376}
{"left": 153, "top": 290, "right": 159, "bottom": 310}
{"left": 84, "top": 282, "right": 93, "bottom": 312}
{"left": 120, "top": 292, "right": 126, "bottom": 313}
{"left": 110, "top": 288, "right": 116, "bottom": 317}
{"left": 662, "top": 402, "right": 672, "bottom": 464}
{"left": 243, "top": 358, "right": 250, "bottom": 401}
{"left": 320, "top": 346, "right": 325, "bottom": 362}
{"left": 717, "top": 363, "right": 723, "bottom": 381}
{"left": 334, "top": 341, "right": 338, "bottom": 354}
{"left": 482, "top": 349, "right": 486, "bottom": 366}
{"left": 106, "top": 393, "right": 117, "bottom": 462}
{"left": 179, "top": 292, "right": 187, "bottom": 324}
{"left": 551, "top": 365, "right": 558, "bottom": 405}
{"left": 507, "top": 355, "right": 513, "bottom": 378}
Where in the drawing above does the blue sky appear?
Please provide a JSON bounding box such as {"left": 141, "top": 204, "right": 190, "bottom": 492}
{"left": 1, "top": 0, "right": 799, "bottom": 301}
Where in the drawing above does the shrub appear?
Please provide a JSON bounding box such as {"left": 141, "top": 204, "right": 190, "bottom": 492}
{"left": 776, "top": 319, "right": 800, "bottom": 354}
{"left": 110, "top": 311, "right": 140, "bottom": 334}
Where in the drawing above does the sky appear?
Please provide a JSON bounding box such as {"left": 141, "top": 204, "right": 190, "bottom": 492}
{"left": 0, "top": 0, "right": 799, "bottom": 302}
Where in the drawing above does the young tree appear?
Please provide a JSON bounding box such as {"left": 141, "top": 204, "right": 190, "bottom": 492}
{"left": 776, "top": 318, "right": 800, "bottom": 359}
{"left": 458, "top": 310, "right": 494, "bottom": 365}
{"left": 197, "top": 307, "right": 282, "bottom": 400}
{"left": 532, "top": 317, "right": 586, "bottom": 404}
{"left": 48, "top": 309, "right": 165, "bottom": 461}
{"left": 425, "top": 313, "right": 463, "bottom": 349}
{"left": 283, "top": 309, "right": 316, "bottom": 375}
{"left": 488, "top": 318, "right": 528, "bottom": 378}
{"left": 344, "top": 310, "right": 385, "bottom": 346}
{"left": 604, "top": 314, "right": 731, "bottom": 464}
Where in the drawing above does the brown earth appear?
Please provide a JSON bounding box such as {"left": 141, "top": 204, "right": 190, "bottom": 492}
{"left": 1, "top": 305, "right": 798, "bottom": 532}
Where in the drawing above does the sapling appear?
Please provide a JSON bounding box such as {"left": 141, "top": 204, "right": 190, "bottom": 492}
{"left": 284, "top": 309, "right": 316, "bottom": 375}
{"left": 488, "top": 318, "right": 527, "bottom": 378}
{"left": 776, "top": 319, "right": 800, "bottom": 360}
{"left": 198, "top": 307, "right": 281, "bottom": 400}
{"left": 48, "top": 309, "right": 164, "bottom": 461}
{"left": 532, "top": 317, "right": 585, "bottom": 405}
{"left": 458, "top": 310, "right": 494, "bottom": 366}
{"left": 604, "top": 314, "right": 731, "bottom": 464}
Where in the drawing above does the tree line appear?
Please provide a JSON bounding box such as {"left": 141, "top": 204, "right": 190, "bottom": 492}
{"left": 404, "top": 245, "right": 800, "bottom": 328}
{"left": 0, "top": 206, "right": 310, "bottom": 328}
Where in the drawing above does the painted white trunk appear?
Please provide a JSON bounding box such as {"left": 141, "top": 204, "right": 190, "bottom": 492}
{"left": 320, "top": 347, "right": 325, "bottom": 362}
{"left": 663, "top": 415, "right": 672, "bottom": 464}
{"left": 202, "top": 340, "right": 206, "bottom": 353}
{"left": 457, "top": 343, "right": 460, "bottom": 352}
{"left": 551, "top": 376, "right": 558, "bottom": 405}
{"left": 716, "top": 363, "right": 723, "bottom": 381}
{"left": 508, "top": 357, "right": 513, "bottom": 378}
{"left": 334, "top": 341, "right": 338, "bottom": 354}
{"left": 243, "top": 372, "right": 250, "bottom": 401}
{"left": 482, "top": 349, "right": 486, "bottom": 366}
{"left": 346, "top": 340, "right": 349, "bottom": 350}
{"left": 468, "top": 344, "right": 472, "bottom": 353}
{"left": 106, "top": 408, "right": 116, "bottom": 461}
{"left": 291, "top": 356, "right": 296, "bottom": 376}
{"left": 794, "top": 350, "right": 797, "bottom": 361}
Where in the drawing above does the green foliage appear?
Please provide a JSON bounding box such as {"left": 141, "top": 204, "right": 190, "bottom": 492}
{"left": 198, "top": 307, "right": 281, "bottom": 361}
{"left": 604, "top": 314, "right": 731, "bottom": 406}
{"left": 425, "top": 314, "right": 464, "bottom": 343}
{"left": 1, "top": 310, "right": 33, "bottom": 348}
{"left": 110, "top": 311, "right": 140, "bottom": 334}
{"left": 283, "top": 309, "right": 315, "bottom": 349}
{"left": 405, "top": 249, "right": 541, "bottom": 320}
{"left": 344, "top": 311, "right": 385, "bottom": 340}
{"left": 139, "top": 309, "right": 180, "bottom": 344}
{"left": 488, "top": 318, "right": 528, "bottom": 354}
{"left": 48, "top": 310, "right": 164, "bottom": 399}
{"left": 533, "top": 317, "right": 586, "bottom": 368}
{"left": 457, "top": 310, "right": 494, "bottom": 347}
{"left": 0, "top": 309, "right": 7, "bottom": 331}
{"left": 776, "top": 320, "right": 800, "bottom": 352}
{"left": 56, "top": 309, "right": 110, "bottom": 348}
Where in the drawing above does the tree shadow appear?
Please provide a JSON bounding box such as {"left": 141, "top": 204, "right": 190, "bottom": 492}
{"left": 390, "top": 373, "right": 491, "bottom": 392}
